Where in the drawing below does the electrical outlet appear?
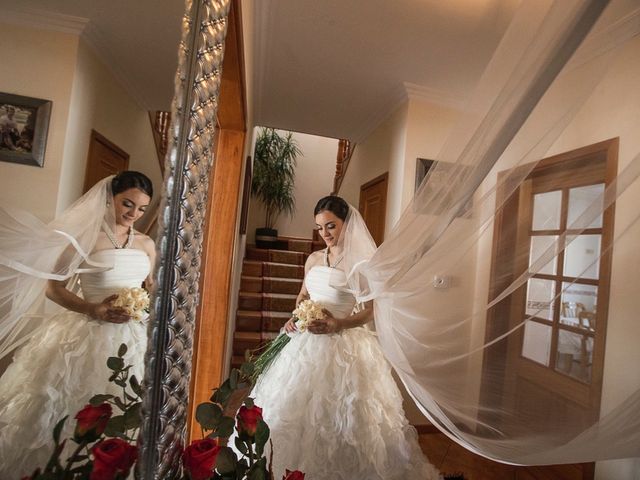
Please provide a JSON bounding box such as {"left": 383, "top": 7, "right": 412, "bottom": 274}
{"left": 433, "top": 275, "right": 450, "bottom": 289}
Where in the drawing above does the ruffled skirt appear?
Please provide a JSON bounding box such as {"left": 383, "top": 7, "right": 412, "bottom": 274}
{"left": 247, "top": 328, "right": 441, "bottom": 480}
{"left": 0, "top": 310, "right": 147, "bottom": 478}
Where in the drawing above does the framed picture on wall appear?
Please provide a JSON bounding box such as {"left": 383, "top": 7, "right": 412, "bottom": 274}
{"left": 0, "top": 92, "right": 52, "bottom": 167}
{"left": 415, "top": 157, "right": 473, "bottom": 218}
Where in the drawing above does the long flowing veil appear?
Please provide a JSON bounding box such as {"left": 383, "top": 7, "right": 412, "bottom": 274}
{"left": 340, "top": 0, "right": 640, "bottom": 465}
{"left": 0, "top": 177, "right": 117, "bottom": 360}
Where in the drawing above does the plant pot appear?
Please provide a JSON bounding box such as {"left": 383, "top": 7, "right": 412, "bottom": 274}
{"left": 255, "top": 227, "right": 278, "bottom": 249}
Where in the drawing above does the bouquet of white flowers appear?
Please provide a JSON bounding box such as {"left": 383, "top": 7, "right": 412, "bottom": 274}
{"left": 250, "top": 300, "right": 324, "bottom": 382}
{"left": 291, "top": 299, "right": 325, "bottom": 332}
{"left": 112, "top": 287, "right": 150, "bottom": 321}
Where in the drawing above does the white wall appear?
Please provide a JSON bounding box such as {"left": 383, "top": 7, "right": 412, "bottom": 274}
{"left": 340, "top": 103, "right": 408, "bottom": 236}
{"left": 246, "top": 129, "right": 337, "bottom": 241}
{"left": 59, "top": 40, "right": 161, "bottom": 216}
{"left": 0, "top": 23, "right": 79, "bottom": 221}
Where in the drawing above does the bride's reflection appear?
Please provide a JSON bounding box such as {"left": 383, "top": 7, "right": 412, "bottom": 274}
{"left": 0, "top": 172, "right": 155, "bottom": 475}
{"left": 0, "top": 1, "right": 181, "bottom": 476}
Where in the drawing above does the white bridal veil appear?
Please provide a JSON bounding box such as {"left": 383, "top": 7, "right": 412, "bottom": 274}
{"left": 337, "top": 0, "right": 640, "bottom": 466}
{"left": 0, "top": 177, "right": 117, "bottom": 359}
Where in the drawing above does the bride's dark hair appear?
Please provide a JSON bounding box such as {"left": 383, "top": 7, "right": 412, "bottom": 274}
{"left": 314, "top": 195, "right": 349, "bottom": 221}
{"left": 111, "top": 171, "right": 153, "bottom": 198}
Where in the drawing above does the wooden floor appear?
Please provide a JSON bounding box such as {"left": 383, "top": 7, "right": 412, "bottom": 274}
{"left": 418, "top": 433, "right": 593, "bottom": 480}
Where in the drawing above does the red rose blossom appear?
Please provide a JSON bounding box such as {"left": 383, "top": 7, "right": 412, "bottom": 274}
{"left": 283, "top": 469, "right": 305, "bottom": 480}
{"left": 182, "top": 438, "right": 221, "bottom": 480}
{"left": 90, "top": 438, "right": 137, "bottom": 480}
{"left": 236, "top": 405, "right": 263, "bottom": 437}
{"left": 74, "top": 403, "right": 112, "bottom": 442}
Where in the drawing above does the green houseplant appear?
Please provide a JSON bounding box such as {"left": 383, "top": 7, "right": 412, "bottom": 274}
{"left": 251, "top": 128, "right": 300, "bottom": 249}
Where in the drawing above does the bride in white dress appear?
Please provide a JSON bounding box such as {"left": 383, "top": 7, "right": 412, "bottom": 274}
{"left": 0, "top": 172, "right": 155, "bottom": 478}
{"left": 247, "top": 196, "right": 441, "bottom": 480}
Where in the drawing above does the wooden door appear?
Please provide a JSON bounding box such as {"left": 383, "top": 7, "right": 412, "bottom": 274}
{"left": 359, "top": 172, "right": 388, "bottom": 246}
{"left": 483, "top": 138, "right": 618, "bottom": 479}
{"left": 83, "top": 130, "right": 129, "bottom": 192}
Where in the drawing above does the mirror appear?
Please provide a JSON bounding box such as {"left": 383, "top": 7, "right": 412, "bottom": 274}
{"left": 0, "top": 0, "right": 228, "bottom": 477}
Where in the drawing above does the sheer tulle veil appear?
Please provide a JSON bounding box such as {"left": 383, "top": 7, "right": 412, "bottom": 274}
{"left": 0, "top": 176, "right": 117, "bottom": 359}
{"left": 334, "top": 0, "right": 640, "bottom": 467}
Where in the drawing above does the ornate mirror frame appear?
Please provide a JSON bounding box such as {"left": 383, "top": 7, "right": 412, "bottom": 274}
{"left": 139, "top": 0, "right": 231, "bottom": 477}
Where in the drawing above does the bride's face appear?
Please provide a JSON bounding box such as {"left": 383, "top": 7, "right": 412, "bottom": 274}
{"left": 315, "top": 210, "right": 344, "bottom": 247}
{"left": 113, "top": 188, "right": 151, "bottom": 228}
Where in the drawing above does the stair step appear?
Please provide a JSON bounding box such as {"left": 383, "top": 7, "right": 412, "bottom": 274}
{"left": 238, "top": 292, "right": 262, "bottom": 311}
{"left": 263, "top": 277, "right": 302, "bottom": 294}
{"left": 262, "top": 311, "right": 291, "bottom": 332}
{"left": 263, "top": 293, "right": 297, "bottom": 312}
{"left": 242, "top": 260, "right": 262, "bottom": 277}
{"left": 236, "top": 310, "right": 262, "bottom": 331}
{"left": 246, "top": 247, "right": 305, "bottom": 266}
{"left": 232, "top": 331, "right": 280, "bottom": 357}
{"left": 312, "top": 240, "right": 326, "bottom": 251}
{"left": 284, "top": 238, "right": 313, "bottom": 254}
{"left": 240, "top": 276, "right": 262, "bottom": 293}
{"left": 231, "top": 355, "right": 244, "bottom": 370}
{"left": 263, "top": 262, "right": 304, "bottom": 279}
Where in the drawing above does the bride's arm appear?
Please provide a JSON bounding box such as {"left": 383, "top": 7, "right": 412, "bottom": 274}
{"left": 46, "top": 280, "right": 129, "bottom": 323}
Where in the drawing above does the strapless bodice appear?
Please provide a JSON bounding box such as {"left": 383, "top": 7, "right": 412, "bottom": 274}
{"left": 305, "top": 266, "right": 356, "bottom": 318}
{"left": 79, "top": 249, "right": 150, "bottom": 303}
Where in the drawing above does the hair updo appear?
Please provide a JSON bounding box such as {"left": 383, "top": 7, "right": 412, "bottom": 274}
{"left": 111, "top": 171, "right": 153, "bottom": 198}
{"left": 314, "top": 195, "right": 349, "bottom": 221}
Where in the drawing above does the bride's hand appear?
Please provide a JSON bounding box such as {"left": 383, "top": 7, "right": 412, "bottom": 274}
{"left": 308, "top": 309, "right": 342, "bottom": 335}
{"left": 90, "top": 294, "right": 130, "bottom": 324}
{"left": 284, "top": 317, "right": 298, "bottom": 333}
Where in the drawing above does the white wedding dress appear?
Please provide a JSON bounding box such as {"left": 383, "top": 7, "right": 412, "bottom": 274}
{"left": 0, "top": 248, "right": 150, "bottom": 478}
{"left": 248, "top": 265, "right": 441, "bottom": 480}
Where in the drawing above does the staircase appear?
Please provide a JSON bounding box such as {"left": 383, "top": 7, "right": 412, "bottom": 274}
{"left": 231, "top": 235, "right": 325, "bottom": 369}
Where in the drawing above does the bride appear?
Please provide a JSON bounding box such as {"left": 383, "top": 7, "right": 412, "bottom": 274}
{"left": 0, "top": 171, "right": 155, "bottom": 477}
{"left": 246, "top": 195, "right": 441, "bottom": 480}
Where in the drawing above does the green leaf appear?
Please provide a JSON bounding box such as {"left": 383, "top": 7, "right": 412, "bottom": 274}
{"left": 254, "top": 420, "right": 270, "bottom": 457}
{"left": 211, "top": 381, "right": 232, "bottom": 405}
{"left": 214, "top": 447, "right": 237, "bottom": 475}
{"left": 104, "top": 415, "right": 126, "bottom": 437}
{"left": 124, "top": 402, "right": 142, "bottom": 429}
{"left": 114, "top": 379, "right": 127, "bottom": 388}
{"left": 229, "top": 369, "right": 239, "bottom": 390}
{"left": 89, "top": 394, "right": 114, "bottom": 406}
{"left": 213, "top": 415, "right": 235, "bottom": 438}
{"left": 234, "top": 437, "right": 249, "bottom": 456}
{"left": 247, "top": 464, "right": 267, "bottom": 480}
{"left": 240, "top": 361, "right": 255, "bottom": 377}
{"left": 195, "top": 402, "right": 223, "bottom": 430}
{"left": 114, "top": 397, "right": 127, "bottom": 411}
{"left": 53, "top": 416, "right": 68, "bottom": 444}
{"left": 243, "top": 397, "right": 254, "bottom": 409}
{"left": 107, "top": 356, "right": 125, "bottom": 371}
{"left": 129, "top": 375, "right": 144, "bottom": 397}
{"left": 117, "top": 343, "right": 128, "bottom": 357}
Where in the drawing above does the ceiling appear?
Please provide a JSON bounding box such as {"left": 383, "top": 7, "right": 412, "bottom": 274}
{"left": 1, "top": 0, "right": 184, "bottom": 111}
{"left": 250, "top": 0, "right": 521, "bottom": 141}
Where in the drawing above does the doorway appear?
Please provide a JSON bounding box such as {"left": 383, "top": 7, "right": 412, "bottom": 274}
{"left": 359, "top": 172, "right": 388, "bottom": 246}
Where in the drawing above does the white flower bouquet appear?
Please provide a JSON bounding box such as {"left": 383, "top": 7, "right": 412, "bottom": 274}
{"left": 291, "top": 299, "right": 325, "bottom": 332}
{"left": 250, "top": 300, "right": 324, "bottom": 382}
{"left": 112, "top": 287, "right": 150, "bottom": 321}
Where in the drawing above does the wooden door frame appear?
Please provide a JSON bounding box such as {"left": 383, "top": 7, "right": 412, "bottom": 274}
{"left": 188, "top": 0, "right": 247, "bottom": 437}
{"left": 482, "top": 137, "right": 618, "bottom": 420}
{"left": 83, "top": 130, "right": 129, "bottom": 193}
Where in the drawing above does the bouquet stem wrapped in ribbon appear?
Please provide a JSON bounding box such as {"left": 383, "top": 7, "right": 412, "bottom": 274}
{"left": 250, "top": 299, "right": 324, "bottom": 382}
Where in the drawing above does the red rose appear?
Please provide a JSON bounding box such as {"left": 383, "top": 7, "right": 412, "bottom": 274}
{"left": 90, "top": 438, "right": 137, "bottom": 480}
{"left": 20, "top": 469, "right": 40, "bottom": 480}
{"left": 74, "top": 403, "right": 112, "bottom": 442}
{"left": 283, "top": 470, "right": 305, "bottom": 480}
{"left": 236, "top": 405, "right": 263, "bottom": 437}
{"left": 182, "top": 438, "right": 221, "bottom": 480}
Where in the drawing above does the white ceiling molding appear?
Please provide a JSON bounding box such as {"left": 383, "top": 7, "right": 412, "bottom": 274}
{"left": 81, "top": 23, "right": 152, "bottom": 111}
{"left": 1, "top": 7, "right": 89, "bottom": 35}
{"left": 403, "top": 82, "right": 467, "bottom": 110}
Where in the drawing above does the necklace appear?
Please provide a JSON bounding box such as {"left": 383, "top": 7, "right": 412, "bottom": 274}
{"left": 324, "top": 248, "right": 344, "bottom": 268}
{"left": 103, "top": 221, "right": 134, "bottom": 249}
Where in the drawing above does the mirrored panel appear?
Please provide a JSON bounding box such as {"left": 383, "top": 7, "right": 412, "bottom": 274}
{"left": 526, "top": 278, "right": 556, "bottom": 321}
{"left": 522, "top": 320, "right": 552, "bottom": 366}
{"left": 556, "top": 329, "right": 593, "bottom": 383}
{"left": 567, "top": 183, "right": 605, "bottom": 229}
{"left": 564, "top": 234, "right": 601, "bottom": 279}
{"left": 529, "top": 235, "right": 558, "bottom": 275}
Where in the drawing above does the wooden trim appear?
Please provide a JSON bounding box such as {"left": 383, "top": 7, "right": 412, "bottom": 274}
{"left": 188, "top": 0, "right": 247, "bottom": 439}
{"left": 83, "top": 130, "right": 129, "bottom": 193}
{"left": 360, "top": 171, "right": 388, "bottom": 192}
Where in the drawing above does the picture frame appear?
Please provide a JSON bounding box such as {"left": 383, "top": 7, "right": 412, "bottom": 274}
{"left": 0, "top": 92, "right": 52, "bottom": 167}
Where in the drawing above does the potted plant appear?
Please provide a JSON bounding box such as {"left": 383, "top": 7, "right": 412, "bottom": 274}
{"left": 251, "top": 128, "right": 300, "bottom": 249}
